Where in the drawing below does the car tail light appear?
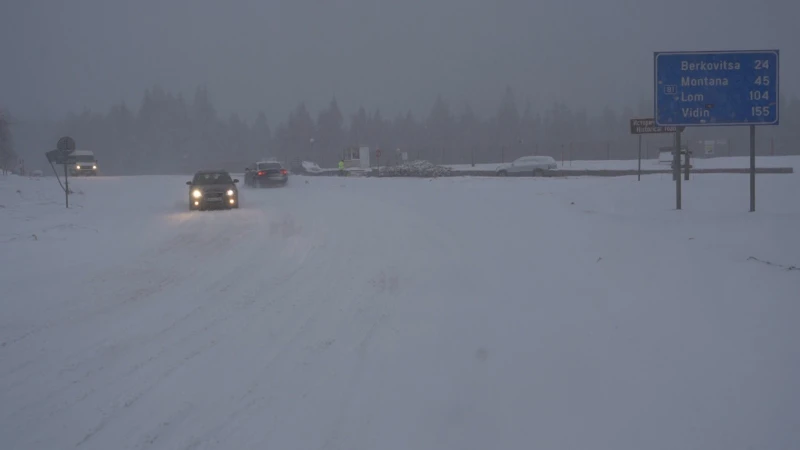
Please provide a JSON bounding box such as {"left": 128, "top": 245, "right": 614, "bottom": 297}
{"left": 281, "top": 169, "right": 287, "bottom": 175}
{"left": 257, "top": 170, "right": 266, "bottom": 176}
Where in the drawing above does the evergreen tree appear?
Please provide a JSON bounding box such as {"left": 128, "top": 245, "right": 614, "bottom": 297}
{"left": 315, "top": 98, "right": 344, "bottom": 165}
{"left": 0, "top": 112, "right": 17, "bottom": 174}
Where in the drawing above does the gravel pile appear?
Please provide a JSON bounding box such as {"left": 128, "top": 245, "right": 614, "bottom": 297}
{"left": 379, "top": 160, "right": 452, "bottom": 178}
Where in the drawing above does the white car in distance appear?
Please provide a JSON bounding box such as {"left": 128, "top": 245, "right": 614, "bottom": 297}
{"left": 496, "top": 156, "right": 558, "bottom": 177}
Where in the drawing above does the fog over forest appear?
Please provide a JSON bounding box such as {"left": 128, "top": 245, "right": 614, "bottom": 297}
{"left": 1, "top": 0, "right": 797, "bottom": 173}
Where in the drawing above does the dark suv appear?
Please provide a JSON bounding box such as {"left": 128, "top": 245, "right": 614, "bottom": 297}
{"left": 245, "top": 161, "right": 288, "bottom": 187}
{"left": 186, "top": 170, "right": 239, "bottom": 211}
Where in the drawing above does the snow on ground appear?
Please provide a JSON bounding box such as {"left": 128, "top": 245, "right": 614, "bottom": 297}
{"left": 1, "top": 170, "right": 799, "bottom": 450}
{"left": 447, "top": 155, "right": 800, "bottom": 172}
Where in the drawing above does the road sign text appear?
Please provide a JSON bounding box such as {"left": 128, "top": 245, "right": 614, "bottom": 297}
{"left": 654, "top": 50, "right": 779, "bottom": 127}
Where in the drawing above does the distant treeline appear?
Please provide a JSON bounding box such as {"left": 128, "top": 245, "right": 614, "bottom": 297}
{"left": 9, "top": 86, "right": 800, "bottom": 174}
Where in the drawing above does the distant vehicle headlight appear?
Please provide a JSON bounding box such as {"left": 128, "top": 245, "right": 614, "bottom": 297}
{"left": 92, "top": 165, "right": 97, "bottom": 169}
{"left": 76, "top": 165, "right": 81, "bottom": 169}
{"left": 192, "top": 190, "right": 203, "bottom": 199}
{"left": 226, "top": 189, "right": 234, "bottom": 196}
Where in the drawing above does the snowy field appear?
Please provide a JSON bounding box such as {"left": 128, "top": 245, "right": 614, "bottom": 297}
{"left": 447, "top": 155, "right": 800, "bottom": 172}
{"left": 1, "top": 171, "right": 799, "bottom": 449}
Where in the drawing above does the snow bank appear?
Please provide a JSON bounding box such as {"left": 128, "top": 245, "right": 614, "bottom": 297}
{"left": 379, "top": 160, "right": 453, "bottom": 177}
{"left": 301, "top": 160, "right": 322, "bottom": 173}
{"left": 1, "top": 171, "right": 799, "bottom": 449}
{"left": 447, "top": 155, "right": 800, "bottom": 172}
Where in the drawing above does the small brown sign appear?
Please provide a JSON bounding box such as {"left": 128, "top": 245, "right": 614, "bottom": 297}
{"left": 630, "top": 118, "right": 680, "bottom": 135}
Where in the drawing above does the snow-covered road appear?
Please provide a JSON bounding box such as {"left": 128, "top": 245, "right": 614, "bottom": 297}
{"left": 1, "top": 172, "right": 799, "bottom": 449}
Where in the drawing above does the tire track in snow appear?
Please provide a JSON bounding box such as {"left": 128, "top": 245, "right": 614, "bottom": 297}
{"left": 320, "top": 312, "right": 391, "bottom": 450}
{"left": 0, "top": 209, "right": 244, "bottom": 350}
{"left": 206, "top": 187, "right": 442, "bottom": 447}
{"left": 172, "top": 220, "right": 349, "bottom": 446}
{"left": 69, "top": 208, "right": 330, "bottom": 448}
{"left": 73, "top": 337, "right": 221, "bottom": 448}
{"left": 3, "top": 208, "right": 313, "bottom": 445}
{"left": 7, "top": 178, "right": 451, "bottom": 449}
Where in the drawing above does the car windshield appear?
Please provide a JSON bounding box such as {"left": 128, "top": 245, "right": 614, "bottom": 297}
{"left": 257, "top": 162, "right": 282, "bottom": 170}
{"left": 193, "top": 172, "right": 233, "bottom": 185}
{"left": 73, "top": 154, "right": 95, "bottom": 162}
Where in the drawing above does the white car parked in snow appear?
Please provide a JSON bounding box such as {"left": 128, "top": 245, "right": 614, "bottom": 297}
{"left": 496, "top": 156, "right": 558, "bottom": 176}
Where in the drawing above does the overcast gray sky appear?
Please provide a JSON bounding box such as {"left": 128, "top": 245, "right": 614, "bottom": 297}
{"left": 1, "top": 0, "right": 796, "bottom": 124}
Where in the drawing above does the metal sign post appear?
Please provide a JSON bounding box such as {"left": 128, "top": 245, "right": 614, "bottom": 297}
{"left": 58, "top": 136, "right": 75, "bottom": 208}
{"left": 629, "top": 118, "right": 680, "bottom": 182}
{"left": 64, "top": 163, "right": 69, "bottom": 208}
{"left": 44, "top": 136, "right": 77, "bottom": 208}
{"left": 750, "top": 125, "right": 756, "bottom": 212}
{"left": 637, "top": 135, "right": 642, "bottom": 181}
{"left": 674, "top": 129, "right": 682, "bottom": 209}
{"left": 684, "top": 143, "right": 691, "bottom": 181}
{"left": 654, "top": 50, "right": 779, "bottom": 211}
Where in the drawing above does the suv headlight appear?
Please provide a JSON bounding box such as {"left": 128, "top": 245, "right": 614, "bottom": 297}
{"left": 92, "top": 165, "right": 97, "bottom": 169}
{"left": 192, "top": 189, "right": 203, "bottom": 199}
{"left": 226, "top": 189, "right": 234, "bottom": 196}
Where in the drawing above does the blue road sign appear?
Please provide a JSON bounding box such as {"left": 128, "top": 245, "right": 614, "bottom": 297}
{"left": 654, "top": 50, "right": 779, "bottom": 127}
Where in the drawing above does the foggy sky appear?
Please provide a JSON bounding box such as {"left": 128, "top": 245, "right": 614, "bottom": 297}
{"left": 1, "top": 0, "right": 797, "bottom": 125}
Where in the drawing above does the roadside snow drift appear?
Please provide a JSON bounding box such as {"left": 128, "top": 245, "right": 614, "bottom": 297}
{"left": 447, "top": 154, "right": 800, "bottom": 172}
{"left": 1, "top": 170, "right": 799, "bottom": 450}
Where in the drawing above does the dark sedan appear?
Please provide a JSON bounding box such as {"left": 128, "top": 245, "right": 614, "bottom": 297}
{"left": 186, "top": 170, "right": 239, "bottom": 211}
{"left": 245, "top": 161, "right": 288, "bottom": 187}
